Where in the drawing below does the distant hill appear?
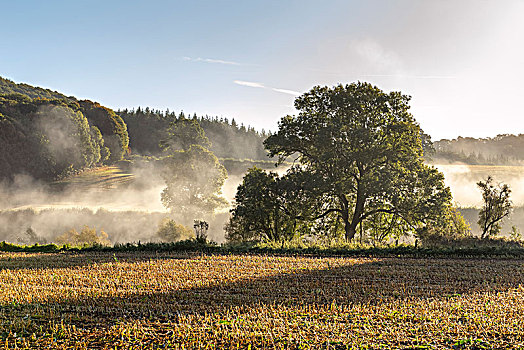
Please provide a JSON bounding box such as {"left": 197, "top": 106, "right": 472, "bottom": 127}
{"left": 432, "top": 135, "right": 524, "bottom": 165}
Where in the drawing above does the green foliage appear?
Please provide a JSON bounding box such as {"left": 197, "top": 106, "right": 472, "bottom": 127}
{"left": 160, "top": 116, "right": 211, "bottom": 152}
{"left": 0, "top": 241, "right": 60, "bottom": 253}
{"left": 263, "top": 82, "right": 453, "bottom": 241}
{"left": 0, "top": 77, "right": 69, "bottom": 100}
{"left": 158, "top": 112, "right": 228, "bottom": 222}
{"left": 79, "top": 100, "right": 129, "bottom": 162}
{"left": 509, "top": 226, "right": 522, "bottom": 242}
{"left": 156, "top": 218, "right": 194, "bottom": 242}
{"left": 4, "top": 238, "right": 524, "bottom": 258}
{"left": 477, "top": 176, "right": 512, "bottom": 239}
{"left": 226, "top": 167, "right": 322, "bottom": 242}
{"left": 161, "top": 145, "right": 228, "bottom": 219}
{"left": 0, "top": 77, "right": 129, "bottom": 181}
{"left": 35, "top": 105, "right": 100, "bottom": 175}
{"left": 0, "top": 95, "right": 111, "bottom": 180}
{"left": 416, "top": 206, "right": 472, "bottom": 247}
{"left": 119, "top": 108, "right": 269, "bottom": 160}
{"left": 226, "top": 168, "right": 285, "bottom": 242}
{"left": 91, "top": 126, "right": 111, "bottom": 163}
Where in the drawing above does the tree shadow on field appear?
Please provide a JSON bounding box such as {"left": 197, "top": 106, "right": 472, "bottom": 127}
{"left": 3, "top": 256, "right": 524, "bottom": 324}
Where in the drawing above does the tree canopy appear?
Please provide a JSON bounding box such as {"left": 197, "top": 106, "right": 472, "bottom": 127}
{"left": 161, "top": 145, "right": 228, "bottom": 222}
{"left": 252, "top": 82, "right": 454, "bottom": 241}
{"left": 160, "top": 116, "right": 211, "bottom": 152}
{"left": 0, "top": 95, "right": 112, "bottom": 180}
{"left": 119, "top": 108, "right": 269, "bottom": 160}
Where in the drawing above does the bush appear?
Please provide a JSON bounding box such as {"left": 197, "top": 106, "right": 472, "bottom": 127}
{"left": 157, "top": 219, "right": 194, "bottom": 242}
{"left": 55, "top": 226, "right": 111, "bottom": 246}
{"left": 17, "top": 227, "right": 47, "bottom": 245}
{"left": 417, "top": 206, "right": 472, "bottom": 247}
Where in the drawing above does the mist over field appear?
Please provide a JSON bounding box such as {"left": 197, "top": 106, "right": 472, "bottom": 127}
{"left": 0, "top": 155, "right": 289, "bottom": 245}
{"left": 435, "top": 164, "right": 524, "bottom": 207}
{"left": 433, "top": 164, "right": 524, "bottom": 236}
{"left": 2, "top": 160, "right": 524, "bottom": 244}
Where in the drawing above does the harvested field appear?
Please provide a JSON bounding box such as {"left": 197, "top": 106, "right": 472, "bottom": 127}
{"left": 1, "top": 252, "right": 524, "bottom": 349}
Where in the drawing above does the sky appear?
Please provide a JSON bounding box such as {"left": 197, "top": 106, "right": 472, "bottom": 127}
{"left": 1, "top": 0, "right": 523, "bottom": 140}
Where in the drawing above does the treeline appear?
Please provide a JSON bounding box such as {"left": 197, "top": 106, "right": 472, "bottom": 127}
{"left": 432, "top": 135, "right": 524, "bottom": 165}
{"left": 0, "top": 92, "right": 129, "bottom": 181}
{"left": 0, "top": 76, "right": 69, "bottom": 100}
{"left": 118, "top": 108, "right": 270, "bottom": 160}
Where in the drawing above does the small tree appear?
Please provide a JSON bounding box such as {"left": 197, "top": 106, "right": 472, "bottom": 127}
{"left": 159, "top": 116, "right": 227, "bottom": 222}
{"left": 477, "top": 176, "right": 512, "bottom": 239}
{"left": 193, "top": 220, "right": 209, "bottom": 243}
{"left": 17, "top": 227, "right": 47, "bottom": 245}
{"left": 56, "top": 226, "right": 111, "bottom": 246}
{"left": 226, "top": 167, "right": 315, "bottom": 243}
{"left": 157, "top": 219, "right": 193, "bottom": 242}
{"left": 161, "top": 145, "right": 228, "bottom": 219}
{"left": 509, "top": 226, "right": 522, "bottom": 242}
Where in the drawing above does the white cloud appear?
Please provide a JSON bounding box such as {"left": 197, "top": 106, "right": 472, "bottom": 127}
{"left": 360, "top": 74, "right": 456, "bottom": 79}
{"left": 183, "top": 56, "right": 242, "bottom": 66}
{"left": 234, "top": 80, "right": 265, "bottom": 88}
{"left": 196, "top": 57, "right": 241, "bottom": 65}
{"left": 271, "top": 88, "right": 301, "bottom": 96}
{"left": 234, "top": 80, "right": 301, "bottom": 96}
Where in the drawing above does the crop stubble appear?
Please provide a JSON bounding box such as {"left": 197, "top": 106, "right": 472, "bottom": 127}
{"left": 1, "top": 252, "right": 524, "bottom": 349}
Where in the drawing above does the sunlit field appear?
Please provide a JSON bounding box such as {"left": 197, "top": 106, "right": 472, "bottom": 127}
{"left": 2, "top": 252, "right": 524, "bottom": 349}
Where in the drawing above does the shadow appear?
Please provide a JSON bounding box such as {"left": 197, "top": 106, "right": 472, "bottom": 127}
{"left": 2, "top": 254, "right": 524, "bottom": 347}
{"left": 3, "top": 256, "right": 524, "bottom": 315}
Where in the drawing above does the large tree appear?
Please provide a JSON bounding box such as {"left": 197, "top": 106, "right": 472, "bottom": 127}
{"left": 264, "top": 82, "right": 452, "bottom": 241}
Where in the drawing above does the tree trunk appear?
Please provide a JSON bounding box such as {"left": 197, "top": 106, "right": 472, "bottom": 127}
{"left": 345, "top": 223, "right": 356, "bottom": 241}
{"left": 340, "top": 195, "right": 356, "bottom": 241}
{"left": 343, "top": 185, "right": 365, "bottom": 241}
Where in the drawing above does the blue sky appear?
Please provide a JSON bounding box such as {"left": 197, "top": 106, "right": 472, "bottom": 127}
{"left": 1, "top": 0, "right": 523, "bottom": 140}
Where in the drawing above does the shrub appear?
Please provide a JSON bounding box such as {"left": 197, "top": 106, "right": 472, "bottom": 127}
{"left": 157, "top": 219, "right": 194, "bottom": 242}
{"left": 55, "top": 226, "right": 111, "bottom": 246}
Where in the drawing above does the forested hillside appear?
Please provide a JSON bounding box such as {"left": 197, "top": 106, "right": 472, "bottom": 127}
{"left": 0, "top": 76, "right": 271, "bottom": 183}
{"left": 119, "top": 108, "right": 270, "bottom": 160}
{"left": 0, "top": 77, "right": 69, "bottom": 100}
{"left": 0, "top": 78, "right": 129, "bottom": 181}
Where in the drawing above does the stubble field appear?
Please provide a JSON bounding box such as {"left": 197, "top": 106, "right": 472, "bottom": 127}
{"left": 1, "top": 252, "right": 524, "bottom": 349}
